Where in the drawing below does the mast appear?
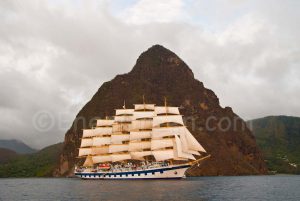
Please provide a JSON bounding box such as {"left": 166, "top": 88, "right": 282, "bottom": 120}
{"left": 79, "top": 116, "right": 115, "bottom": 165}
{"left": 129, "top": 100, "right": 155, "bottom": 160}
{"left": 151, "top": 101, "right": 206, "bottom": 162}
{"left": 164, "top": 97, "right": 169, "bottom": 128}
{"left": 109, "top": 106, "right": 134, "bottom": 162}
{"left": 79, "top": 130, "right": 93, "bottom": 166}
{"left": 123, "top": 100, "right": 126, "bottom": 109}
{"left": 143, "top": 95, "right": 145, "bottom": 111}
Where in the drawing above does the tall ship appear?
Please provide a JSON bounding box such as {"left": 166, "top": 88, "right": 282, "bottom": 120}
{"left": 75, "top": 99, "right": 210, "bottom": 179}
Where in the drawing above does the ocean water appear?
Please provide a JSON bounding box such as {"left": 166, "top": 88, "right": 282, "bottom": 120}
{"left": 0, "top": 176, "right": 299, "bottom": 201}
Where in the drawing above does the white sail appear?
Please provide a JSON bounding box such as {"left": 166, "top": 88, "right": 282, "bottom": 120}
{"left": 152, "top": 115, "right": 184, "bottom": 127}
{"left": 109, "top": 144, "right": 129, "bottom": 153}
{"left": 130, "top": 151, "right": 152, "bottom": 160}
{"left": 93, "top": 127, "right": 113, "bottom": 136}
{"left": 174, "top": 135, "right": 196, "bottom": 160}
{"left": 152, "top": 149, "right": 175, "bottom": 161}
{"left": 184, "top": 128, "right": 206, "bottom": 152}
{"left": 179, "top": 131, "right": 201, "bottom": 156}
{"left": 111, "top": 153, "right": 131, "bottom": 162}
{"left": 112, "top": 123, "right": 132, "bottom": 133}
{"left": 114, "top": 115, "right": 134, "bottom": 123}
{"left": 111, "top": 134, "right": 130, "bottom": 144}
{"left": 129, "top": 141, "right": 151, "bottom": 151}
{"left": 155, "top": 106, "right": 179, "bottom": 115}
{"left": 131, "top": 119, "right": 153, "bottom": 130}
{"left": 80, "top": 138, "right": 93, "bottom": 147}
{"left": 130, "top": 131, "right": 152, "bottom": 141}
{"left": 79, "top": 148, "right": 92, "bottom": 156}
{"left": 96, "top": 119, "right": 114, "bottom": 127}
{"left": 133, "top": 111, "right": 155, "bottom": 119}
{"left": 185, "top": 149, "right": 201, "bottom": 155}
{"left": 82, "top": 129, "right": 94, "bottom": 138}
{"left": 134, "top": 104, "right": 155, "bottom": 111}
{"left": 91, "top": 146, "right": 109, "bottom": 155}
{"left": 83, "top": 156, "right": 93, "bottom": 166}
{"left": 92, "top": 155, "right": 112, "bottom": 163}
{"left": 152, "top": 126, "right": 185, "bottom": 139}
{"left": 115, "top": 109, "right": 134, "bottom": 116}
{"left": 92, "top": 137, "right": 111, "bottom": 146}
{"left": 151, "top": 139, "right": 174, "bottom": 150}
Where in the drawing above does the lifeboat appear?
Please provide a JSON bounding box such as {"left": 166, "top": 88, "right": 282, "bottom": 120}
{"left": 98, "top": 164, "right": 111, "bottom": 170}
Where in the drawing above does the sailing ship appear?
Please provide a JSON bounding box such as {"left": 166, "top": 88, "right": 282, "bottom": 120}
{"left": 75, "top": 99, "right": 209, "bottom": 179}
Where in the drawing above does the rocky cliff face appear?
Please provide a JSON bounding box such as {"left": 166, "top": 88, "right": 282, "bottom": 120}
{"left": 55, "top": 45, "right": 267, "bottom": 176}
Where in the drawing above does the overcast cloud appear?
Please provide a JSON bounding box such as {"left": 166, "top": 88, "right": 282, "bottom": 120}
{"left": 0, "top": 0, "right": 299, "bottom": 149}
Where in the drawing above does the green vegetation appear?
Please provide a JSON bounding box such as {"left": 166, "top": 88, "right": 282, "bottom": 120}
{"left": 0, "top": 143, "right": 63, "bottom": 177}
{"left": 249, "top": 116, "right": 300, "bottom": 174}
{"left": 0, "top": 148, "right": 18, "bottom": 164}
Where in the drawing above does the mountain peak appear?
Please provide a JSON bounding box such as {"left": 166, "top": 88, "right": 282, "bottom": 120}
{"left": 0, "top": 139, "right": 36, "bottom": 154}
{"left": 147, "top": 44, "right": 167, "bottom": 51}
{"left": 143, "top": 44, "right": 174, "bottom": 55}
{"left": 131, "top": 44, "right": 194, "bottom": 79}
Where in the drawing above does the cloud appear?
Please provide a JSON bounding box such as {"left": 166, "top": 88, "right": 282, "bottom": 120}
{"left": 0, "top": 0, "right": 299, "bottom": 148}
{"left": 119, "top": 0, "right": 184, "bottom": 24}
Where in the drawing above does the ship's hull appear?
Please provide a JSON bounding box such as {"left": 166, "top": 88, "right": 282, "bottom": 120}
{"left": 75, "top": 164, "right": 190, "bottom": 180}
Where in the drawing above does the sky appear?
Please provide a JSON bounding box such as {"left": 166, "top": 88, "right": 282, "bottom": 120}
{"left": 0, "top": 0, "right": 299, "bottom": 149}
